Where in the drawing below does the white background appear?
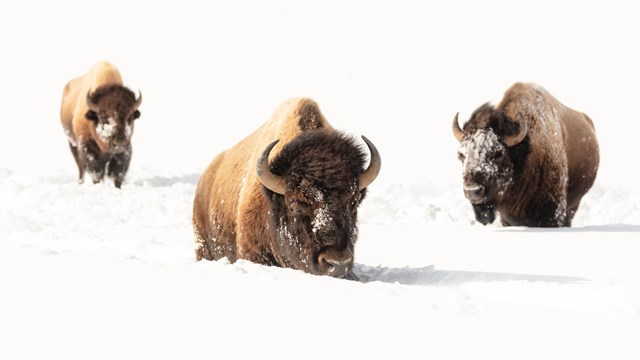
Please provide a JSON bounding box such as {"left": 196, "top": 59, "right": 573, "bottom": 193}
{"left": 1, "top": 1, "right": 639, "bottom": 359}
{"left": 1, "top": 0, "right": 638, "bottom": 185}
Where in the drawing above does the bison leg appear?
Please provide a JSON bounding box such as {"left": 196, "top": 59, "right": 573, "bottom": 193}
{"left": 80, "top": 141, "right": 106, "bottom": 184}
{"left": 68, "top": 142, "right": 84, "bottom": 184}
{"left": 107, "top": 149, "right": 131, "bottom": 189}
{"left": 522, "top": 199, "right": 568, "bottom": 227}
{"left": 195, "top": 235, "right": 214, "bottom": 261}
{"left": 565, "top": 203, "right": 580, "bottom": 227}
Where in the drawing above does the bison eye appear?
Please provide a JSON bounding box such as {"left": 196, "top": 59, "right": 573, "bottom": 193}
{"left": 85, "top": 110, "right": 99, "bottom": 122}
{"left": 493, "top": 149, "right": 506, "bottom": 161}
{"left": 457, "top": 152, "right": 465, "bottom": 162}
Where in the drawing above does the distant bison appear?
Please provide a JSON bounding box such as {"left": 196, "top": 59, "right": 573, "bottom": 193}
{"left": 452, "top": 83, "right": 599, "bottom": 227}
{"left": 193, "top": 98, "right": 381, "bottom": 278}
{"left": 60, "top": 61, "right": 142, "bottom": 188}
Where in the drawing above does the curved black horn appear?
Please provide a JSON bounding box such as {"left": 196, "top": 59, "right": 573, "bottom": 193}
{"left": 452, "top": 112, "right": 463, "bottom": 142}
{"left": 256, "top": 140, "right": 286, "bottom": 195}
{"left": 358, "top": 135, "right": 381, "bottom": 190}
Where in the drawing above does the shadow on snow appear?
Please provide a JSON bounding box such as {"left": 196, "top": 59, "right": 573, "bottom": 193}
{"left": 497, "top": 224, "right": 640, "bottom": 233}
{"left": 353, "top": 264, "right": 587, "bottom": 286}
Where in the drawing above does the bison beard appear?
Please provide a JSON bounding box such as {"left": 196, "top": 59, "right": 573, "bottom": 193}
{"left": 473, "top": 204, "right": 496, "bottom": 225}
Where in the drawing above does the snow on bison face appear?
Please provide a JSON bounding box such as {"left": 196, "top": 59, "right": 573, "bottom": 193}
{"left": 452, "top": 106, "right": 527, "bottom": 225}
{"left": 85, "top": 85, "right": 142, "bottom": 154}
{"left": 457, "top": 128, "right": 514, "bottom": 224}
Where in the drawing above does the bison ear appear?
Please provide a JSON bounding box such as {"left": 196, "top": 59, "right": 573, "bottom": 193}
{"left": 133, "top": 110, "right": 141, "bottom": 120}
{"left": 85, "top": 110, "right": 99, "bottom": 122}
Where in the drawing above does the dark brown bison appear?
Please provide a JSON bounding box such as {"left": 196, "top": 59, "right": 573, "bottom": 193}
{"left": 192, "top": 98, "right": 381, "bottom": 278}
{"left": 60, "top": 61, "right": 142, "bottom": 188}
{"left": 452, "top": 82, "right": 599, "bottom": 227}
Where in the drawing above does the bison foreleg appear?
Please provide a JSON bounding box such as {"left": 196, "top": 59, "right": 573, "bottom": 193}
{"left": 68, "top": 142, "right": 84, "bottom": 184}
{"left": 87, "top": 160, "right": 106, "bottom": 184}
{"left": 565, "top": 203, "right": 580, "bottom": 227}
{"left": 78, "top": 140, "right": 106, "bottom": 184}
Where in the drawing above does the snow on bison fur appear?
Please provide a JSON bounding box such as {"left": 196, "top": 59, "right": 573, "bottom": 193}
{"left": 453, "top": 82, "right": 599, "bottom": 227}
{"left": 193, "top": 98, "right": 381, "bottom": 278}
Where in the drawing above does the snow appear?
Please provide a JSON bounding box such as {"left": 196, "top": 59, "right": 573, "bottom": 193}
{"left": 96, "top": 117, "right": 117, "bottom": 142}
{"left": 2, "top": 1, "right": 640, "bottom": 359}
{"left": 459, "top": 129, "right": 504, "bottom": 177}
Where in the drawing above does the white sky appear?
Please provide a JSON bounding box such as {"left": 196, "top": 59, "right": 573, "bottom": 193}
{"left": 1, "top": 0, "right": 637, "bottom": 186}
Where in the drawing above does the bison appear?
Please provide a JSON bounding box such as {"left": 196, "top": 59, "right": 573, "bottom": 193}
{"left": 452, "top": 82, "right": 599, "bottom": 227}
{"left": 192, "top": 98, "right": 381, "bottom": 278}
{"left": 60, "top": 61, "right": 142, "bottom": 188}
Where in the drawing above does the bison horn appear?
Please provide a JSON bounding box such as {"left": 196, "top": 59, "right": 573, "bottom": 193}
{"left": 86, "top": 92, "right": 99, "bottom": 112}
{"left": 133, "top": 90, "right": 142, "bottom": 109}
{"left": 452, "top": 112, "right": 464, "bottom": 142}
{"left": 257, "top": 140, "right": 287, "bottom": 195}
{"left": 503, "top": 116, "right": 528, "bottom": 147}
{"left": 358, "top": 135, "right": 381, "bottom": 190}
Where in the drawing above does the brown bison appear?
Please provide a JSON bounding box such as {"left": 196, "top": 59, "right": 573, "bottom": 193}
{"left": 60, "top": 61, "right": 142, "bottom": 188}
{"left": 452, "top": 82, "right": 599, "bottom": 227}
{"left": 193, "top": 98, "right": 381, "bottom": 278}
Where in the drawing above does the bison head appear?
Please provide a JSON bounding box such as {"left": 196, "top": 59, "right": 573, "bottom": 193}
{"left": 86, "top": 85, "right": 142, "bottom": 153}
{"left": 257, "top": 130, "right": 380, "bottom": 278}
{"left": 452, "top": 104, "right": 529, "bottom": 225}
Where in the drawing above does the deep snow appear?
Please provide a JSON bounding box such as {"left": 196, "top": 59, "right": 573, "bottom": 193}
{"left": 1, "top": 169, "right": 639, "bottom": 359}
{"left": 2, "top": 1, "right": 640, "bottom": 359}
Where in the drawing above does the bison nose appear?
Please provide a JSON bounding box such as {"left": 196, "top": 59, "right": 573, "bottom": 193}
{"left": 464, "top": 184, "right": 485, "bottom": 203}
{"left": 318, "top": 250, "right": 353, "bottom": 278}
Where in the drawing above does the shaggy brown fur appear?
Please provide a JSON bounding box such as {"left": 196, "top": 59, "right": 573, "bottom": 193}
{"left": 193, "top": 98, "right": 379, "bottom": 278}
{"left": 453, "top": 83, "right": 599, "bottom": 227}
{"left": 60, "top": 61, "right": 141, "bottom": 188}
